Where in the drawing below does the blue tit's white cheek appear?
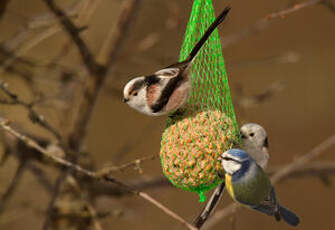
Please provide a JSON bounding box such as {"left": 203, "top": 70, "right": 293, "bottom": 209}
{"left": 221, "top": 160, "right": 241, "bottom": 175}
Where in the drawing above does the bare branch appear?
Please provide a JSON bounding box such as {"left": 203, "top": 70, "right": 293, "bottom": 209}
{"left": 0, "top": 0, "right": 11, "bottom": 21}
{"left": 322, "top": 0, "right": 335, "bottom": 14}
{"left": 0, "top": 161, "right": 26, "bottom": 215}
{"left": 268, "top": 162, "right": 335, "bottom": 182}
{"left": 0, "top": 80, "right": 62, "bottom": 141}
{"left": 43, "top": 0, "right": 103, "bottom": 77}
{"left": 97, "top": 154, "right": 156, "bottom": 175}
{"left": 265, "top": 0, "right": 321, "bottom": 20}
{"left": 41, "top": 1, "right": 141, "bottom": 229}
{"left": 68, "top": 0, "right": 141, "bottom": 150}
{"left": 223, "top": 0, "right": 323, "bottom": 48}
{"left": 26, "top": 163, "right": 54, "bottom": 192}
{"left": 0, "top": 120, "right": 196, "bottom": 230}
{"left": 0, "top": 1, "right": 85, "bottom": 76}
{"left": 235, "top": 81, "right": 285, "bottom": 110}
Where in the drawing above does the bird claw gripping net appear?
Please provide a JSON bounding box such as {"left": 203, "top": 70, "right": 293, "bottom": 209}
{"left": 160, "top": 0, "right": 240, "bottom": 202}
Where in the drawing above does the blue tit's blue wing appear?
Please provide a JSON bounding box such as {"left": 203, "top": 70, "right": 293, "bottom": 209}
{"left": 250, "top": 204, "right": 275, "bottom": 216}
{"left": 193, "top": 182, "right": 225, "bottom": 228}
{"left": 251, "top": 187, "right": 300, "bottom": 227}
{"left": 270, "top": 188, "right": 299, "bottom": 226}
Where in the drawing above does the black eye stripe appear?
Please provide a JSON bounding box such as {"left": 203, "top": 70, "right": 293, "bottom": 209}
{"left": 129, "top": 80, "right": 145, "bottom": 93}
{"left": 263, "top": 137, "right": 269, "bottom": 148}
{"left": 221, "top": 156, "right": 241, "bottom": 163}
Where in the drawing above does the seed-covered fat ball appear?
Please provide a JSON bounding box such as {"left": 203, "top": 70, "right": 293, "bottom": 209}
{"left": 160, "top": 109, "right": 238, "bottom": 200}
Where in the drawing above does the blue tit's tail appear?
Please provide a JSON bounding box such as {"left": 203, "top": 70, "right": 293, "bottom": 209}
{"left": 278, "top": 205, "right": 300, "bottom": 227}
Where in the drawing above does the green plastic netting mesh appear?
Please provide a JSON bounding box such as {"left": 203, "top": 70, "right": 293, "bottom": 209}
{"left": 160, "top": 0, "right": 240, "bottom": 202}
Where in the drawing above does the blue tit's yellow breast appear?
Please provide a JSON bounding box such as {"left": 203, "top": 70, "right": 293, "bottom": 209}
{"left": 225, "top": 174, "right": 235, "bottom": 200}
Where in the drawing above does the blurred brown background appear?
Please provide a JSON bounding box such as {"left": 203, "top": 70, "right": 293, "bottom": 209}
{"left": 0, "top": 0, "right": 335, "bottom": 229}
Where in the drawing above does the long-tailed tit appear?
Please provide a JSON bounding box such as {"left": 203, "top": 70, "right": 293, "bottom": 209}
{"left": 194, "top": 123, "right": 269, "bottom": 228}
{"left": 240, "top": 123, "right": 269, "bottom": 169}
{"left": 123, "top": 6, "right": 231, "bottom": 116}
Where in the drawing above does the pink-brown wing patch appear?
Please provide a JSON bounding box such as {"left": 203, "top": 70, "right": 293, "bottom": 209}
{"left": 165, "top": 81, "right": 190, "bottom": 112}
{"left": 146, "top": 84, "right": 159, "bottom": 107}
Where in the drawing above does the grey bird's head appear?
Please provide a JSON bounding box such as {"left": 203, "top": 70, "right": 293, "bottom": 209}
{"left": 123, "top": 76, "right": 147, "bottom": 112}
{"left": 240, "top": 123, "right": 269, "bottom": 168}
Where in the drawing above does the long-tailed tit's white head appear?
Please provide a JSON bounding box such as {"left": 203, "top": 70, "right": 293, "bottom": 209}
{"left": 122, "top": 7, "right": 231, "bottom": 116}
{"left": 240, "top": 123, "right": 269, "bottom": 168}
{"left": 123, "top": 76, "right": 150, "bottom": 114}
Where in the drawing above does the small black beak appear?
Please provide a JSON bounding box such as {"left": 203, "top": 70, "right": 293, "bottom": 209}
{"left": 123, "top": 98, "right": 129, "bottom": 103}
{"left": 240, "top": 131, "right": 246, "bottom": 139}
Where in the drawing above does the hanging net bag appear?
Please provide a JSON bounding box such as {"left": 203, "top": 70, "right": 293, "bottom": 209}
{"left": 159, "top": 0, "right": 240, "bottom": 202}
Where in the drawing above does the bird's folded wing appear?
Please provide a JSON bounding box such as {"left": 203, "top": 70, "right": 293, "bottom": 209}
{"left": 154, "top": 68, "right": 181, "bottom": 78}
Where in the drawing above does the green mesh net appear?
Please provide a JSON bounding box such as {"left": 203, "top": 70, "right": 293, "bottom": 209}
{"left": 160, "top": 0, "right": 240, "bottom": 202}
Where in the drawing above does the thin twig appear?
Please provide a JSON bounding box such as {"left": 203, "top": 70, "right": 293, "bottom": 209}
{"left": 202, "top": 134, "right": 335, "bottom": 230}
{"left": 265, "top": 0, "right": 321, "bottom": 20}
{"left": 27, "top": 1, "right": 82, "bottom": 29}
{"left": 0, "top": 80, "right": 62, "bottom": 141}
{"left": 97, "top": 154, "right": 156, "bottom": 175}
{"left": 42, "top": 1, "right": 141, "bottom": 229}
{"left": 26, "top": 163, "right": 53, "bottom": 193}
{"left": 322, "top": 0, "right": 335, "bottom": 14}
{"left": 235, "top": 81, "right": 285, "bottom": 110}
{"left": 271, "top": 134, "right": 335, "bottom": 183}
{"left": 43, "top": 0, "right": 103, "bottom": 77}
{"left": 223, "top": 0, "right": 323, "bottom": 48}
{"left": 0, "top": 0, "right": 11, "bottom": 21}
{"left": 42, "top": 170, "right": 67, "bottom": 230}
{"left": 0, "top": 119, "right": 196, "bottom": 230}
{"left": 0, "top": 160, "right": 27, "bottom": 215}
{"left": 268, "top": 162, "right": 335, "bottom": 182}
{"left": 0, "top": 1, "right": 84, "bottom": 76}
{"left": 67, "top": 0, "right": 141, "bottom": 150}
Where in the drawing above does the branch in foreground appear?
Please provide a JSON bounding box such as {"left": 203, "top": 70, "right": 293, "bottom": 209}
{"left": 201, "top": 133, "right": 335, "bottom": 230}
{"left": 0, "top": 120, "right": 197, "bottom": 230}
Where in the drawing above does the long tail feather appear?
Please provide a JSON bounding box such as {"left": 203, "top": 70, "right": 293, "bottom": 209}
{"left": 186, "top": 6, "right": 231, "bottom": 63}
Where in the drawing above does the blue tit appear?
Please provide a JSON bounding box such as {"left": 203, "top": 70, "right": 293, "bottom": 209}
{"left": 194, "top": 123, "right": 269, "bottom": 228}
{"left": 221, "top": 149, "right": 300, "bottom": 227}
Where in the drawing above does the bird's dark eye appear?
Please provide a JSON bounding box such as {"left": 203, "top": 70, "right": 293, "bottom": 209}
{"left": 133, "top": 92, "right": 138, "bottom": 96}
{"left": 249, "top": 132, "right": 254, "bottom": 137}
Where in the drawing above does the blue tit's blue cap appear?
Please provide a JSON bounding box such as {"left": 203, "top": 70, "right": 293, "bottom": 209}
{"left": 226, "top": 149, "right": 249, "bottom": 160}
